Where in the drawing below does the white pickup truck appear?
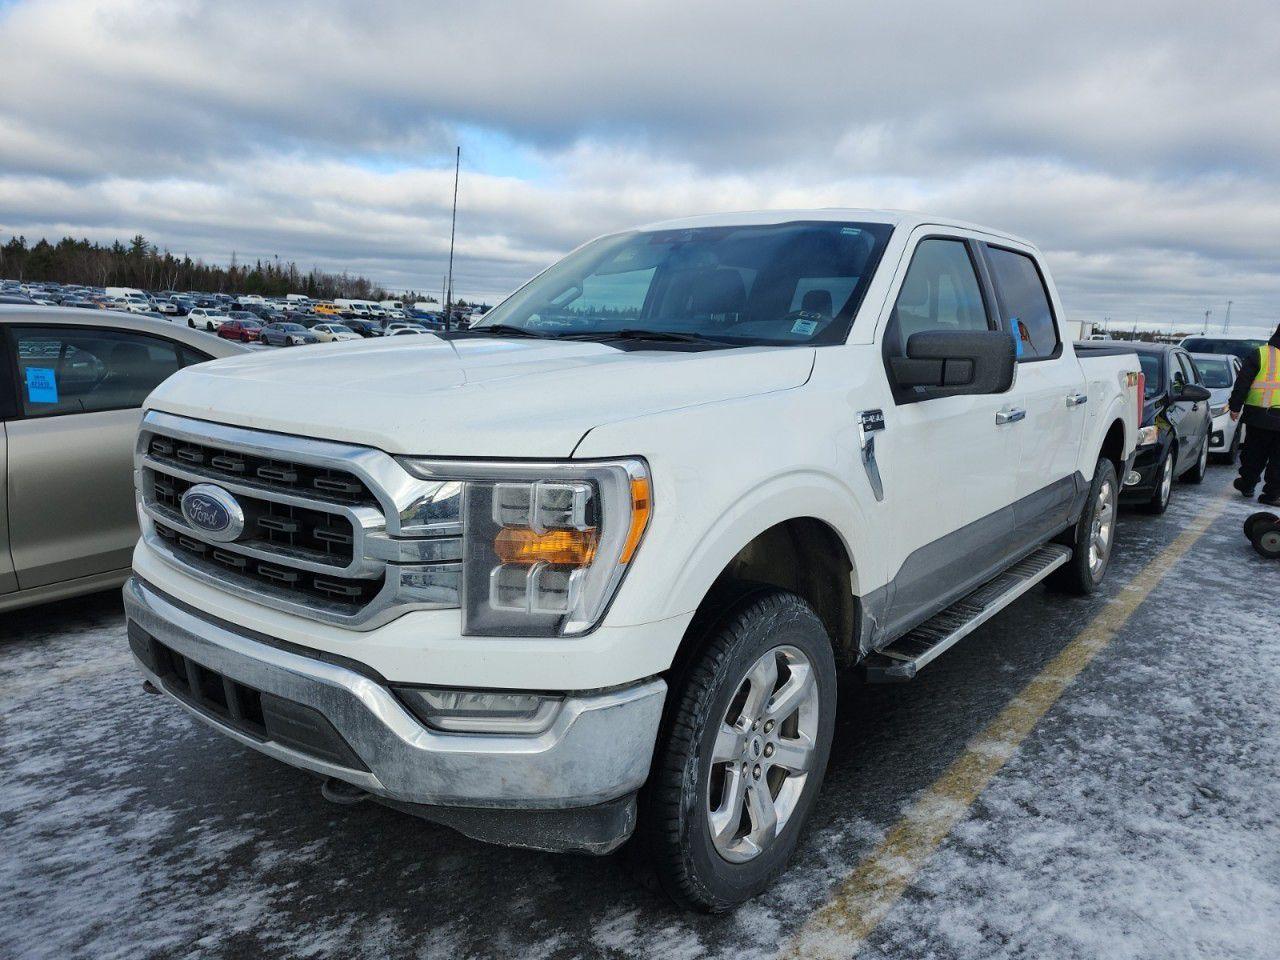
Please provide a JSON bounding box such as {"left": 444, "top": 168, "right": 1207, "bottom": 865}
{"left": 125, "top": 210, "right": 1141, "bottom": 910}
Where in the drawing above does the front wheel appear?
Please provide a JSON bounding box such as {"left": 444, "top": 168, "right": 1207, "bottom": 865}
{"left": 1051, "top": 456, "right": 1118, "bottom": 594}
{"left": 1144, "top": 447, "right": 1175, "bottom": 514}
{"left": 634, "top": 591, "right": 836, "bottom": 912}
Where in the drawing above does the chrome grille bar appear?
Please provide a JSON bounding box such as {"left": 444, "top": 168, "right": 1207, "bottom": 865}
{"left": 136, "top": 411, "right": 463, "bottom": 629}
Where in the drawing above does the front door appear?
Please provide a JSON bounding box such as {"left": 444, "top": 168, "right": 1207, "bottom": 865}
{"left": 872, "top": 230, "right": 1023, "bottom": 638}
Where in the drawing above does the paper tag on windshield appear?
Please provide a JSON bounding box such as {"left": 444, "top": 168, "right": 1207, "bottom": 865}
{"left": 791, "top": 318, "right": 818, "bottom": 336}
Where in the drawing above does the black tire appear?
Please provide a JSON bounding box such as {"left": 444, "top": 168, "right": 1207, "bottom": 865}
{"left": 1183, "top": 435, "right": 1209, "bottom": 484}
{"left": 1244, "top": 512, "right": 1280, "bottom": 542}
{"left": 1251, "top": 521, "right": 1280, "bottom": 559}
{"left": 1051, "top": 456, "right": 1118, "bottom": 594}
{"left": 1144, "top": 445, "right": 1176, "bottom": 514}
{"left": 633, "top": 591, "right": 837, "bottom": 912}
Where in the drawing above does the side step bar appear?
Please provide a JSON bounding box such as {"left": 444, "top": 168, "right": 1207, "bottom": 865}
{"left": 864, "top": 544, "right": 1072, "bottom": 682}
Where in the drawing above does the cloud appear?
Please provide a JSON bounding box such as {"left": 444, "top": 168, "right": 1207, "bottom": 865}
{"left": 0, "top": 0, "right": 1278, "bottom": 329}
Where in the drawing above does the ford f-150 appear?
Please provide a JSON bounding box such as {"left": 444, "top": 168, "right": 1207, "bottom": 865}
{"left": 124, "top": 210, "right": 1141, "bottom": 910}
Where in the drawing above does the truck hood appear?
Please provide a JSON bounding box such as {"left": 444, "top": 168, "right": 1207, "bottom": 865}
{"left": 146, "top": 336, "right": 815, "bottom": 457}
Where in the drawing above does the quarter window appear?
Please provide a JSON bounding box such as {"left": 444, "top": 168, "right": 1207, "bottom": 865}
{"left": 984, "top": 246, "right": 1059, "bottom": 360}
{"left": 8, "top": 326, "right": 185, "bottom": 418}
{"left": 884, "top": 238, "right": 989, "bottom": 357}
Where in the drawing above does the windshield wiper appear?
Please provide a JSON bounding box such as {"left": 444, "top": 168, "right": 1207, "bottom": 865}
{"left": 558, "top": 328, "right": 725, "bottom": 345}
{"left": 457, "top": 324, "right": 553, "bottom": 339}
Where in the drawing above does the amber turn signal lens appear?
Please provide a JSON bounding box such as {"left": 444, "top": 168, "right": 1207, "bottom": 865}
{"left": 619, "top": 476, "right": 651, "bottom": 564}
{"left": 494, "top": 527, "right": 598, "bottom": 566}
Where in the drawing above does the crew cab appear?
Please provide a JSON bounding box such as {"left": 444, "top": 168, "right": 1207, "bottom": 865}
{"left": 123, "top": 211, "right": 1141, "bottom": 911}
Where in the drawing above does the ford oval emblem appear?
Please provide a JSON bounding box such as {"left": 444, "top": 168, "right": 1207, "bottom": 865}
{"left": 180, "top": 483, "right": 245, "bottom": 543}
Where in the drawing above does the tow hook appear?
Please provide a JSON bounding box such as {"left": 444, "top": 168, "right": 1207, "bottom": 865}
{"left": 142, "top": 680, "right": 160, "bottom": 695}
{"left": 321, "top": 777, "right": 370, "bottom": 806}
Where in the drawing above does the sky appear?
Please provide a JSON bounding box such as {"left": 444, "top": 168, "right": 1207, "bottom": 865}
{"left": 1, "top": 0, "right": 1278, "bottom": 332}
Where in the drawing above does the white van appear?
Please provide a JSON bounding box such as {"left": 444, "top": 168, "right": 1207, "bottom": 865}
{"left": 380, "top": 300, "right": 404, "bottom": 311}
{"left": 333, "top": 299, "right": 371, "bottom": 316}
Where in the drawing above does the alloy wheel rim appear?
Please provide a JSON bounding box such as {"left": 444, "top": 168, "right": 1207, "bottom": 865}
{"left": 1199, "top": 439, "right": 1208, "bottom": 473}
{"left": 1088, "top": 478, "right": 1116, "bottom": 578}
{"left": 706, "top": 644, "right": 820, "bottom": 863}
{"left": 1160, "top": 456, "right": 1173, "bottom": 505}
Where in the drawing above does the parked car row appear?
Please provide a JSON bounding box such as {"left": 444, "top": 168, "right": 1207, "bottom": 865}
{"left": 1073, "top": 337, "right": 1251, "bottom": 517}
{"left": 0, "top": 280, "right": 490, "bottom": 333}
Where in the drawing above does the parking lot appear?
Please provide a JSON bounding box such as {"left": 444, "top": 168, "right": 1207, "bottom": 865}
{"left": 1, "top": 466, "right": 1277, "bottom": 960}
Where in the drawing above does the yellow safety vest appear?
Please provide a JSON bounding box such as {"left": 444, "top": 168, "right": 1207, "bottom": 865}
{"left": 1245, "top": 344, "right": 1280, "bottom": 409}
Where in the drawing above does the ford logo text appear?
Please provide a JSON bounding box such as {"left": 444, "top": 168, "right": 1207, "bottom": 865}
{"left": 179, "top": 484, "right": 246, "bottom": 543}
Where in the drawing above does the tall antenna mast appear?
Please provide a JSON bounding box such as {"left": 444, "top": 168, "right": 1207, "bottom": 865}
{"left": 445, "top": 146, "right": 460, "bottom": 331}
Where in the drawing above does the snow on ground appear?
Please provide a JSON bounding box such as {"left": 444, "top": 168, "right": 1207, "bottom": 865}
{"left": 1, "top": 473, "right": 1277, "bottom": 959}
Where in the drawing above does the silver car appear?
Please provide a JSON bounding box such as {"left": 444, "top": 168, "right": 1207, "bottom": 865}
{"left": 0, "top": 306, "right": 246, "bottom": 612}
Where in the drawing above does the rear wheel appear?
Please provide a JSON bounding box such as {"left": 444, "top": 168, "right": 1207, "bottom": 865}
{"left": 634, "top": 591, "right": 836, "bottom": 912}
{"left": 1051, "top": 456, "right": 1117, "bottom": 594}
{"left": 1144, "top": 447, "right": 1175, "bottom": 514}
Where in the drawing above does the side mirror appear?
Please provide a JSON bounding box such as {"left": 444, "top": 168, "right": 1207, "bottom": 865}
{"left": 890, "top": 329, "right": 1016, "bottom": 397}
{"left": 1179, "top": 383, "right": 1212, "bottom": 403}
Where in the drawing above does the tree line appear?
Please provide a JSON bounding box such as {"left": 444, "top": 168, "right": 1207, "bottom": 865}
{"left": 0, "top": 234, "right": 437, "bottom": 302}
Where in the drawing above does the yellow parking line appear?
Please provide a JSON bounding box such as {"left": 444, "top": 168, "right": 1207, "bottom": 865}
{"left": 786, "top": 497, "right": 1230, "bottom": 960}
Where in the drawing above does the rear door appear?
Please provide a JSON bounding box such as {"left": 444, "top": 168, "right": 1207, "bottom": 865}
{"left": 3, "top": 324, "right": 202, "bottom": 589}
{"left": 980, "top": 242, "right": 1086, "bottom": 540}
{"left": 873, "top": 229, "right": 1022, "bottom": 636}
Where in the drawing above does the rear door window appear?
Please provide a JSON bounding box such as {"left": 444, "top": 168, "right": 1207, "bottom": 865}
{"left": 8, "top": 326, "right": 183, "bottom": 417}
{"left": 983, "top": 246, "right": 1060, "bottom": 361}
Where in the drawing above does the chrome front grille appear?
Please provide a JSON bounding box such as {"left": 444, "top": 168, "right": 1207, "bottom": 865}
{"left": 136, "top": 411, "right": 462, "bottom": 629}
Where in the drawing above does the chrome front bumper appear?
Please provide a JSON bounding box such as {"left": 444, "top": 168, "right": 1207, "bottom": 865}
{"left": 123, "top": 577, "right": 666, "bottom": 813}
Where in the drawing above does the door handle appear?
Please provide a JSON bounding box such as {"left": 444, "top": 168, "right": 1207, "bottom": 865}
{"left": 996, "top": 407, "right": 1026, "bottom": 425}
{"left": 1066, "top": 392, "right": 1089, "bottom": 407}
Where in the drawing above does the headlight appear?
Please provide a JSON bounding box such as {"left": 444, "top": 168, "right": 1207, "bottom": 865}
{"left": 1137, "top": 425, "right": 1160, "bottom": 447}
{"left": 1211, "top": 403, "right": 1229, "bottom": 418}
{"left": 399, "top": 457, "right": 651, "bottom": 637}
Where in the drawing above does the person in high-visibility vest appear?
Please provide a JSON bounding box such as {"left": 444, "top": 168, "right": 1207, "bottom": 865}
{"left": 1228, "top": 323, "right": 1280, "bottom": 506}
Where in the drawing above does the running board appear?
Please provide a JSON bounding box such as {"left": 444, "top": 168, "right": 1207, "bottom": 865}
{"left": 863, "top": 544, "right": 1072, "bottom": 682}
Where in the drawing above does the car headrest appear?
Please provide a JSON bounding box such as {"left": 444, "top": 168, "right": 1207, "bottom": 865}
{"left": 688, "top": 269, "right": 746, "bottom": 317}
{"left": 801, "top": 289, "right": 833, "bottom": 317}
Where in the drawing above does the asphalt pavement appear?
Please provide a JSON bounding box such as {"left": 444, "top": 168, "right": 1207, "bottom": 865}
{"left": 2, "top": 466, "right": 1277, "bottom": 960}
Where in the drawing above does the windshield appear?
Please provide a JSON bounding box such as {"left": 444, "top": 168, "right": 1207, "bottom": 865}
{"left": 1194, "top": 357, "right": 1234, "bottom": 388}
{"left": 475, "top": 221, "right": 893, "bottom": 346}
{"left": 1182, "top": 336, "right": 1264, "bottom": 362}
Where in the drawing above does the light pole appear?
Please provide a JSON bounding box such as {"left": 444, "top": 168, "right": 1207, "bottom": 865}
{"left": 1203, "top": 309, "right": 1211, "bottom": 334}
{"left": 1223, "top": 300, "right": 1233, "bottom": 333}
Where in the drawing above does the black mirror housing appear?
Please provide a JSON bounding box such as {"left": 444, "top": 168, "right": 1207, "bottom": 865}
{"left": 1180, "top": 383, "right": 1212, "bottom": 403}
{"left": 890, "top": 329, "right": 1016, "bottom": 398}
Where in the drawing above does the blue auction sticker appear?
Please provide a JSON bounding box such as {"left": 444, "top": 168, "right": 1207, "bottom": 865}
{"left": 25, "top": 367, "right": 59, "bottom": 404}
